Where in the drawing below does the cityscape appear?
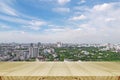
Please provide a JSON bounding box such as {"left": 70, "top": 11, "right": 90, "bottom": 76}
{"left": 0, "top": 0, "right": 120, "bottom": 79}
{"left": 0, "top": 0, "right": 120, "bottom": 62}
{"left": 0, "top": 42, "right": 120, "bottom": 61}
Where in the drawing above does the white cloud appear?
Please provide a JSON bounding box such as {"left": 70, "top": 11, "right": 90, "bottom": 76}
{"left": 0, "top": 23, "right": 10, "bottom": 29}
{"left": 0, "top": 15, "right": 29, "bottom": 24}
{"left": 23, "top": 20, "right": 46, "bottom": 30}
{"left": 0, "top": 14, "right": 47, "bottom": 31}
{"left": 57, "top": 0, "right": 71, "bottom": 5}
{"left": 0, "top": 1, "right": 18, "bottom": 16}
{"left": 78, "top": 0, "right": 86, "bottom": 4}
{"left": 45, "top": 28, "right": 65, "bottom": 32}
{"left": 64, "top": 2, "right": 120, "bottom": 43}
{"left": 53, "top": 7, "right": 70, "bottom": 13}
{"left": 0, "top": 30, "right": 68, "bottom": 43}
{"left": 73, "top": 6, "right": 89, "bottom": 11}
{"left": 80, "top": 0, "right": 86, "bottom": 3}
{"left": 70, "top": 15, "right": 87, "bottom": 21}
{"left": 93, "top": 3, "right": 112, "bottom": 11}
{"left": 105, "top": 18, "right": 116, "bottom": 22}
{"left": 0, "top": 2, "right": 120, "bottom": 43}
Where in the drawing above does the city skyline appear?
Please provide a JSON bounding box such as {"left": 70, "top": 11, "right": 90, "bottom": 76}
{"left": 0, "top": 0, "right": 120, "bottom": 43}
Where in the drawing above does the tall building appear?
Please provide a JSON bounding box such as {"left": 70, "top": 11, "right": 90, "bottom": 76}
{"left": 29, "top": 44, "right": 39, "bottom": 58}
{"left": 37, "top": 42, "right": 41, "bottom": 48}
{"left": 57, "top": 42, "right": 62, "bottom": 47}
{"left": 30, "top": 43, "right": 34, "bottom": 47}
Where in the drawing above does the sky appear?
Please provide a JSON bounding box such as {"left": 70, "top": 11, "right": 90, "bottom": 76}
{"left": 0, "top": 0, "right": 120, "bottom": 43}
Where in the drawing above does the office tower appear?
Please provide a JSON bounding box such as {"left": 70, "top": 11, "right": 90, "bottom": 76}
{"left": 29, "top": 43, "right": 39, "bottom": 58}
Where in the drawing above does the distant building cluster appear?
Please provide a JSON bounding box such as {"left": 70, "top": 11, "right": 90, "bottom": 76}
{"left": 0, "top": 42, "right": 120, "bottom": 61}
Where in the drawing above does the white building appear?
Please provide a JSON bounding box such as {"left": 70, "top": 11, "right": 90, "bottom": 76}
{"left": 29, "top": 47, "right": 39, "bottom": 58}
{"left": 57, "top": 42, "right": 62, "bottom": 47}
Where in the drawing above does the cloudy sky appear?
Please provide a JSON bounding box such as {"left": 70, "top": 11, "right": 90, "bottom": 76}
{"left": 0, "top": 0, "right": 120, "bottom": 43}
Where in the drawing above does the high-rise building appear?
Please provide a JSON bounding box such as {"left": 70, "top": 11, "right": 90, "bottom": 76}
{"left": 30, "top": 43, "right": 34, "bottom": 47}
{"left": 29, "top": 46, "right": 39, "bottom": 58}
{"left": 38, "top": 42, "right": 41, "bottom": 48}
{"left": 57, "top": 42, "right": 62, "bottom": 47}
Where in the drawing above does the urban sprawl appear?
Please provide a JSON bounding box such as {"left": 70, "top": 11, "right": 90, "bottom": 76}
{"left": 0, "top": 42, "right": 120, "bottom": 61}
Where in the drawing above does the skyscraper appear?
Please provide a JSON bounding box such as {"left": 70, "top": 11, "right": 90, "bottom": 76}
{"left": 29, "top": 43, "right": 39, "bottom": 58}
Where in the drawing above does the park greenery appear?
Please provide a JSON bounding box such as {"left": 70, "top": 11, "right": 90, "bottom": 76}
{"left": 43, "top": 47, "right": 120, "bottom": 61}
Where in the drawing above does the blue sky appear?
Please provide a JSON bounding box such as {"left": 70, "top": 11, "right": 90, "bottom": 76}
{"left": 0, "top": 0, "right": 120, "bottom": 43}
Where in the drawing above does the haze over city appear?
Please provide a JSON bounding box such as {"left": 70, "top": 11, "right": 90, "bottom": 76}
{"left": 0, "top": 0, "right": 120, "bottom": 43}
